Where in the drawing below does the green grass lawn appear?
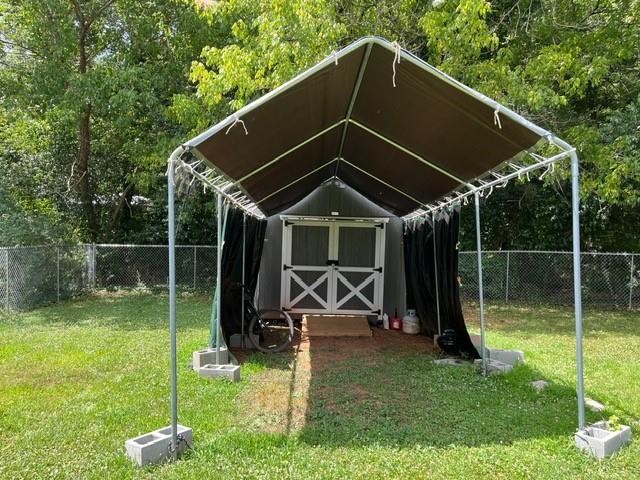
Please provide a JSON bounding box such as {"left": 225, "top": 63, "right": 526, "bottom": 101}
{"left": 0, "top": 293, "right": 638, "bottom": 479}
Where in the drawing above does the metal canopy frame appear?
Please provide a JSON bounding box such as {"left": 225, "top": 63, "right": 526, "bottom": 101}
{"left": 163, "top": 37, "right": 587, "bottom": 458}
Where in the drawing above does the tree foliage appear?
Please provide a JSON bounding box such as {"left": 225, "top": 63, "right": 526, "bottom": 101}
{"left": 1, "top": 0, "right": 218, "bottom": 244}
{"left": 1, "top": 0, "right": 639, "bottom": 250}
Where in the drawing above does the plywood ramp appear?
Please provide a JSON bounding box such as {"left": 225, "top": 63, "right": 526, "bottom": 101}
{"left": 302, "top": 314, "right": 372, "bottom": 337}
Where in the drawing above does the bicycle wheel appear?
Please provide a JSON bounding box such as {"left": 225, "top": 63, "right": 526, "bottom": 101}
{"left": 248, "top": 309, "right": 294, "bottom": 353}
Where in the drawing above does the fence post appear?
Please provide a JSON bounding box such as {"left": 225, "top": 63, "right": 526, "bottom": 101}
{"left": 4, "top": 249, "right": 8, "bottom": 311}
{"left": 193, "top": 245, "right": 197, "bottom": 289}
{"left": 505, "top": 251, "right": 510, "bottom": 303}
{"left": 630, "top": 254, "right": 635, "bottom": 311}
{"left": 92, "top": 244, "right": 97, "bottom": 290}
{"left": 56, "top": 247, "right": 61, "bottom": 302}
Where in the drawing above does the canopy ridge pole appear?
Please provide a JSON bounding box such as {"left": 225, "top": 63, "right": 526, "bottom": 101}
{"left": 340, "top": 159, "right": 432, "bottom": 210}
{"left": 570, "top": 150, "right": 586, "bottom": 430}
{"left": 255, "top": 157, "right": 340, "bottom": 204}
{"left": 474, "top": 190, "right": 487, "bottom": 376}
{"left": 232, "top": 120, "right": 346, "bottom": 185}
{"left": 215, "top": 193, "right": 223, "bottom": 365}
{"left": 348, "top": 119, "right": 474, "bottom": 189}
{"left": 334, "top": 43, "right": 373, "bottom": 176}
{"left": 432, "top": 212, "right": 442, "bottom": 336}
{"left": 167, "top": 145, "right": 185, "bottom": 461}
{"left": 241, "top": 213, "right": 246, "bottom": 350}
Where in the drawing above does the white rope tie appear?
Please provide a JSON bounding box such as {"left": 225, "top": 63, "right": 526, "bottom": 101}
{"left": 493, "top": 106, "right": 502, "bottom": 129}
{"left": 331, "top": 50, "right": 338, "bottom": 65}
{"left": 392, "top": 41, "right": 401, "bottom": 87}
{"left": 539, "top": 162, "right": 555, "bottom": 180}
{"left": 225, "top": 114, "right": 248, "bottom": 135}
{"left": 484, "top": 185, "right": 494, "bottom": 198}
{"left": 539, "top": 167, "right": 549, "bottom": 180}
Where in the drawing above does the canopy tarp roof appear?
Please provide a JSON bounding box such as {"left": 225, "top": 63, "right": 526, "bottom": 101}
{"left": 184, "top": 37, "right": 553, "bottom": 217}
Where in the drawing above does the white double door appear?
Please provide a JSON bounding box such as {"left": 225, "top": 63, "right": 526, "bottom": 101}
{"left": 281, "top": 218, "right": 386, "bottom": 317}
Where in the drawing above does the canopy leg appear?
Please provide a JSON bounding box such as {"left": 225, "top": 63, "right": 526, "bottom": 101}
{"left": 241, "top": 213, "right": 246, "bottom": 349}
{"left": 215, "top": 193, "right": 222, "bottom": 365}
{"left": 571, "top": 150, "right": 586, "bottom": 430}
{"left": 474, "top": 191, "right": 487, "bottom": 375}
{"left": 167, "top": 147, "right": 181, "bottom": 461}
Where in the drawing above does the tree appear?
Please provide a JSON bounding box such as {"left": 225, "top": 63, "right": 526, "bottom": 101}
{"left": 180, "top": 0, "right": 640, "bottom": 250}
{"left": 1, "top": 0, "right": 638, "bottom": 251}
{"left": 0, "top": 0, "right": 219, "bottom": 244}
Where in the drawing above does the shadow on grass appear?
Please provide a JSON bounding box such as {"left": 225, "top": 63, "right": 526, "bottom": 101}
{"left": 240, "top": 332, "right": 587, "bottom": 449}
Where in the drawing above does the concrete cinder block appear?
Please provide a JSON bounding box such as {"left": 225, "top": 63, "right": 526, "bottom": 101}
{"left": 432, "top": 358, "right": 470, "bottom": 366}
{"left": 475, "top": 358, "right": 514, "bottom": 375}
{"left": 230, "top": 333, "right": 259, "bottom": 349}
{"left": 488, "top": 348, "right": 525, "bottom": 366}
{"left": 198, "top": 364, "right": 241, "bottom": 382}
{"left": 192, "top": 347, "right": 228, "bottom": 371}
{"left": 125, "top": 424, "right": 192, "bottom": 467}
{"left": 586, "top": 397, "right": 606, "bottom": 412}
{"left": 468, "top": 334, "right": 525, "bottom": 367}
{"left": 575, "top": 422, "right": 632, "bottom": 458}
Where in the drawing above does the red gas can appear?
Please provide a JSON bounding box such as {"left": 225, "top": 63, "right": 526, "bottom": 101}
{"left": 390, "top": 308, "right": 402, "bottom": 330}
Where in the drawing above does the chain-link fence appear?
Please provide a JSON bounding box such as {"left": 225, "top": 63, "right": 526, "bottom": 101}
{"left": 0, "top": 245, "right": 217, "bottom": 311}
{"left": 0, "top": 245, "right": 638, "bottom": 312}
{"left": 0, "top": 245, "right": 93, "bottom": 311}
{"left": 459, "top": 251, "right": 639, "bottom": 309}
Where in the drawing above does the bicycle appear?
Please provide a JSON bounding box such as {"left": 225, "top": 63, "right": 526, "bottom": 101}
{"left": 235, "top": 283, "right": 294, "bottom": 353}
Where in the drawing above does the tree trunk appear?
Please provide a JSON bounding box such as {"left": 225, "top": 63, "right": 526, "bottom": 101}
{"left": 77, "top": 101, "right": 98, "bottom": 240}
{"left": 76, "top": 22, "right": 99, "bottom": 241}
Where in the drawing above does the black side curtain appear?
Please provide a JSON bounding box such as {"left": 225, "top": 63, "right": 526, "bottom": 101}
{"left": 403, "top": 208, "right": 479, "bottom": 358}
{"left": 220, "top": 207, "right": 267, "bottom": 343}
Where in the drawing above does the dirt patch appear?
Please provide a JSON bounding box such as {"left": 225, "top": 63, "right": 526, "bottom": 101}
{"left": 235, "top": 328, "right": 434, "bottom": 434}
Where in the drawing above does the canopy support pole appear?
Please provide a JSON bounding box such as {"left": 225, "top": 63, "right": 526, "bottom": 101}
{"left": 474, "top": 191, "right": 487, "bottom": 375}
{"left": 167, "top": 146, "right": 182, "bottom": 461}
{"left": 432, "top": 212, "right": 441, "bottom": 336}
{"left": 215, "top": 193, "right": 222, "bottom": 365}
{"left": 241, "top": 213, "right": 246, "bottom": 349}
{"left": 570, "top": 150, "right": 586, "bottom": 430}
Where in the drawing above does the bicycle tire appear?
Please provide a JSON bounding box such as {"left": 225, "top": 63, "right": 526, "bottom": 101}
{"left": 248, "top": 309, "right": 294, "bottom": 353}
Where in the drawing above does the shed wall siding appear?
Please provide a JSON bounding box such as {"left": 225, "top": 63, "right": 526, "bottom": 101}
{"left": 257, "top": 181, "right": 406, "bottom": 317}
